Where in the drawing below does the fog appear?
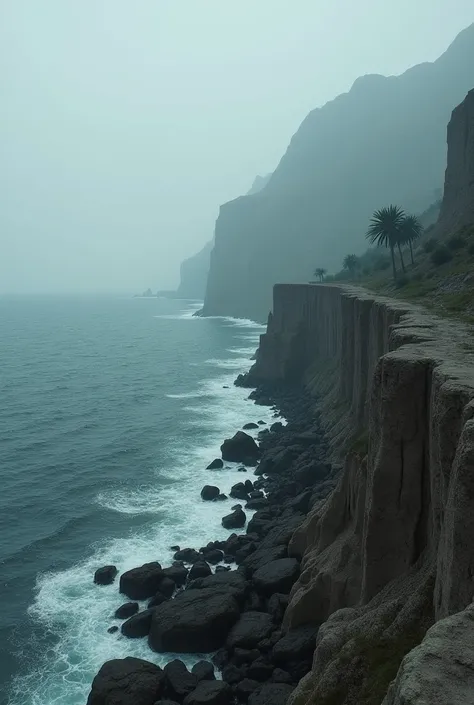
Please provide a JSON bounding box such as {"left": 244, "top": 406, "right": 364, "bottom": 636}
{"left": 1, "top": 1, "right": 472, "bottom": 294}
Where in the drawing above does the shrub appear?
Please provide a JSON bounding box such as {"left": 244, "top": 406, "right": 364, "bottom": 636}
{"left": 447, "top": 233, "right": 467, "bottom": 250}
{"left": 423, "top": 237, "right": 437, "bottom": 253}
{"left": 395, "top": 275, "right": 409, "bottom": 289}
{"left": 431, "top": 246, "right": 452, "bottom": 266}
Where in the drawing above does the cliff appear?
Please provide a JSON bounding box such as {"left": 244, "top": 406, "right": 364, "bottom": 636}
{"left": 246, "top": 283, "right": 474, "bottom": 704}
{"left": 202, "top": 24, "right": 474, "bottom": 321}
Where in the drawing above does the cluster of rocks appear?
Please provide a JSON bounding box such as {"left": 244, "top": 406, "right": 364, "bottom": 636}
{"left": 88, "top": 382, "right": 337, "bottom": 705}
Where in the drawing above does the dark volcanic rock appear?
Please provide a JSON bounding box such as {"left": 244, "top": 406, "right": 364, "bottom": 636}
{"left": 183, "top": 680, "right": 233, "bottom": 705}
{"left": 245, "top": 498, "right": 268, "bottom": 510}
{"left": 188, "top": 561, "right": 212, "bottom": 580}
{"left": 157, "top": 576, "right": 176, "bottom": 599}
{"left": 267, "top": 594, "right": 289, "bottom": 623}
{"left": 94, "top": 565, "right": 118, "bottom": 586}
{"left": 222, "top": 663, "right": 245, "bottom": 685}
{"left": 294, "top": 462, "right": 329, "bottom": 487}
{"left": 222, "top": 508, "right": 246, "bottom": 529}
{"left": 221, "top": 432, "right": 260, "bottom": 463}
{"left": 86, "top": 657, "right": 164, "bottom": 705}
{"left": 164, "top": 660, "right": 197, "bottom": 701}
{"left": 191, "top": 660, "right": 215, "bottom": 682}
{"left": 272, "top": 626, "right": 318, "bottom": 663}
{"left": 119, "top": 562, "right": 163, "bottom": 600}
{"left": 242, "top": 545, "right": 287, "bottom": 576}
{"left": 114, "top": 602, "right": 139, "bottom": 620}
{"left": 248, "top": 683, "right": 294, "bottom": 705}
{"left": 215, "top": 565, "right": 231, "bottom": 573}
{"left": 247, "top": 659, "right": 274, "bottom": 682}
{"left": 201, "top": 485, "right": 220, "bottom": 501}
{"left": 107, "top": 626, "right": 119, "bottom": 634}
{"left": 271, "top": 669, "right": 292, "bottom": 684}
{"left": 163, "top": 564, "right": 189, "bottom": 587}
{"left": 148, "top": 589, "right": 239, "bottom": 653}
{"left": 243, "top": 422, "right": 259, "bottom": 430}
{"left": 235, "top": 679, "right": 260, "bottom": 700}
{"left": 174, "top": 548, "right": 200, "bottom": 564}
{"left": 201, "top": 549, "right": 224, "bottom": 565}
{"left": 253, "top": 559, "right": 300, "bottom": 596}
{"left": 186, "top": 570, "right": 248, "bottom": 604}
{"left": 226, "top": 612, "right": 273, "bottom": 650}
{"left": 207, "top": 458, "right": 224, "bottom": 470}
{"left": 230, "top": 483, "right": 250, "bottom": 500}
{"left": 148, "top": 592, "right": 168, "bottom": 609}
{"left": 121, "top": 609, "right": 154, "bottom": 639}
{"left": 233, "top": 648, "right": 261, "bottom": 665}
{"left": 216, "top": 494, "right": 228, "bottom": 501}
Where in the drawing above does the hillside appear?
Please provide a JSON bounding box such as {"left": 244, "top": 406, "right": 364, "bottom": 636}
{"left": 202, "top": 24, "right": 474, "bottom": 321}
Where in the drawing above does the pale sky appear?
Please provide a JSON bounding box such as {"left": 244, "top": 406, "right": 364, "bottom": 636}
{"left": 1, "top": 0, "right": 473, "bottom": 293}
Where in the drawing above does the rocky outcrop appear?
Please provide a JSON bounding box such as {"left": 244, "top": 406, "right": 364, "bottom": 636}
{"left": 246, "top": 282, "right": 474, "bottom": 704}
{"left": 202, "top": 24, "right": 474, "bottom": 321}
{"left": 435, "top": 88, "right": 474, "bottom": 236}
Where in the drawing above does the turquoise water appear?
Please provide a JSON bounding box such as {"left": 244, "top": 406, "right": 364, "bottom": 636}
{"left": 0, "top": 295, "right": 274, "bottom": 705}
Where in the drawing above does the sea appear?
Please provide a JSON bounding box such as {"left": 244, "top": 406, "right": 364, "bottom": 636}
{"left": 0, "top": 295, "right": 278, "bottom": 705}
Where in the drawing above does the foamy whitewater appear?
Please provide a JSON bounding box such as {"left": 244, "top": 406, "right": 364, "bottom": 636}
{"left": 1, "top": 296, "right": 280, "bottom": 705}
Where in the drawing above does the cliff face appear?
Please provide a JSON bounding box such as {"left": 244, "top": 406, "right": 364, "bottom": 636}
{"left": 175, "top": 240, "right": 213, "bottom": 299}
{"left": 247, "top": 283, "right": 474, "bottom": 704}
{"left": 202, "top": 24, "right": 474, "bottom": 321}
{"left": 436, "top": 88, "right": 474, "bottom": 236}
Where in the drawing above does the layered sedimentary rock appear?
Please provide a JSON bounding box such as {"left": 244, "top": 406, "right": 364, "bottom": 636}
{"left": 247, "top": 283, "right": 474, "bottom": 704}
{"left": 202, "top": 24, "right": 474, "bottom": 321}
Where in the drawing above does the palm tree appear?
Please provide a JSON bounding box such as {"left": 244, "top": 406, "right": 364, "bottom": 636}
{"left": 366, "top": 205, "right": 405, "bottom": 280}
{"left": 399, "top": 214, "right": 423, "bottom": 265}
{"left": 313, "top": 267, "right": 327, "bottom": 282}
{"left": 343, "top": 254, "right": 359, "bottom": 279}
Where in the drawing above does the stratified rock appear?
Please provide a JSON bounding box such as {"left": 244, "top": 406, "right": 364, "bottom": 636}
{"left": 148, "top": 589, "right": 240, "bottom": 653}
{"left": 94, "top": 565, "right": 118, "bottom": 585}
{"left": 115, "top": 602, "right": 139, "bottom": 619}
{"left": 207, "top": 459, "right": 224, "bottom": 470}
{"left": 222, "top": 508, "right": 246, "bottom": 529}
{"left": 221, "top": 432, "right": 261, "bottom": 463}
{"left": 253, "top": 559, "right": 300, "bottom": 596}
{"left": 86, "top": 657, "right": 164, "bottom": 705}
{"left": 191, "top": 660, "right": 215, "bottom": 682}
{"left": 121, "top": 609, "right": 154, "bottom": 639}
{"left": 226, "top": 612, "right": 273, "bottom": 649}
{"left": 201, "top": 485, "right": 220, "bottom": 501}
{"left": 248, "top": 683, "right": 294, "bottom": 705}
{"left": 164, "top": 660, "right": 197, "bottom": 701}
{"left": 188, "top": 561, "right": 212, "bottom": 580}
{"left": 119, "top": 562, "right": 163, "bottom": 600}
{"left": 183, "top": 680, "right": 233, "bottom": 705}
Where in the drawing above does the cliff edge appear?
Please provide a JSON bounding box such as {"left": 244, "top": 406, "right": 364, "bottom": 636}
{"left": 246, "top": 283, "right": 474, "bottom": 704}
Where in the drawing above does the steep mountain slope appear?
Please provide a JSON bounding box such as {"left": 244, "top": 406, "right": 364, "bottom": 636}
{"left": 202, "top": 24, "right": 474, "bottom": 321}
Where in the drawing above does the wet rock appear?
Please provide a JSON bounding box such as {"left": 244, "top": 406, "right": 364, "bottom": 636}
{"left": 222, "top": 663, "right": 245, "bottom": 685}
{"left": 86, "top": 657, "right": 165, "bottom": 705}
{"left": 237, "top": 467, "right": 248, "bottom": 472}
{"left": 164, "top": 660, "right": 197, "bottom": 701}
{"left": 253, "top": 559, "right": 300, "bottom": 596}
{"left": 188, "top": 561, "right": 212, "bottom": 580}
{"left": 231, "top": 503, "right": 243, "bottom": 511}
{"left": 235, "top": 679, "right": 260, "bottom": 701}
{"left": 216, "top": 494, "right": 228, "bottom": 501}
{"left": 212, "top": 648, "right": 229, "bottom": 671}
{"left": 215, "top": 565, "right": 231, "bottom": 573}
{"left": 230, "top": 483, "right": 250, "bottom": 500}
{"left": 247, "top": 660, "right": 274, "bottom": 682}
{"left": 163, "top": 564, "right": 188, "bottom": 587}
{"left": 201, "top": 485, "right": 220, "bottom": 501}
{"left": 221, "top": 432, "right": 260, "bottom": 463}
{"left": 270, "top": 422, "right": 283, "bottom": 433}
{"left": 94, "top": 565, "right": 118, "bottom": 586}
{"left": 174, "top": 548, "right": 200, "bottom": 564}
{"left": 207, "top": 459, "right": 224, "bottom": 470}
{"left": 222, "top": 508, "right": 246, "bottom": 530}
{"left": 115, "top": 602, "right": 139, "bottom": 619}
{"left": 148, "top": 592, "right": 168, "bottom": 609}
{"left": 235, "top": 543, "right": 257, "bottom": 565}
{"left": 170, "top": 545, "right": 180, "bottom": 552}
{"left": 148, "top": 589, "right": 239, "bottom": 653}
{"left": 248, "top": 683, "right": 294, "bottom": 705}
{"left": 186, "top": 570, "right": 249, "bottom": 604}
{"left": 258, "top": 420, "right": 266, "bottom": 425}
{"left": 249, "top": 490, "right": 263, "bottom": 500}
{"left": 201, "top": 549, "right": 224, "bottom": 565}
{"left": 243, "top": 590, "right": 265, "bottom": 612}
{"left": 183, "top": 680, "right": 233, "bottom": 705}
{"left": 245, "top": 498, "right": 268, "bottom": 510}
{"left": 242, "top": 545, "right": 287, "bottom": 576}
{"left": 121, "top": 609, "right": 154, "bottom": 638}
{"left": 107, "top": 626, "right": 119, "bottom": 634}
{"left": 243, "top": 422, "right": 259, "bottom": 430}
{"left": 120, "top": 562, "right": 164, "bottom": 600}
{"left": 157, "top": 576, "right": 176, "bottom": 599}
{"left": 244, "top": 479, "right": 254, "bottom": 493}
{"left": 191, "top": 660, "right": 215, "bottom": 682}
{"left": 226, "top": 612, "right": 273, "bottom": 650}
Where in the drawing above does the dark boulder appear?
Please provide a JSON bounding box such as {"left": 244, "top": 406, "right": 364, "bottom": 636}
{"left": 216, "top": 494, "right": 228, "bottom": 501}
{"left": 212, "top": 648, "right": 229, "bottom": 671}
{"left": 294, "top": 462, "right": 329, "bottom": 488}
{"left": 222, "top": 663, "right": 245, "bottom": 685}
{"left": 222, "top": 508, "right": 246, "bottom": 530}
{"left": 233, "top": 648, "right": 261, "bottom": 666}
{"left": 119, "top": 562, "right": 163, "bottom": 600}
{"left": 188, "top": 561, "right": 212, "bottom": 580}
{"left": 186, "top": 570, "right": 248, "bottom": 605}
{"left": 183, "top": 681, "right": 233, "bottom": 705}
{"left": 245, "top": 498, "right": 268, "bottom": 510}
{"left": 163, "top": 660, "right": 197, "bottom": 701}
{"left": 271, "top": 669, "right": 292, "bottom": 684}
{"left": 235, "top": 679, "right": 260, "bottom": 701}
{"left": 253, "top": 559, "right": 300, "bottom": 596}
{"left": 242, "top": 545, "right": 287, "bottom": 576}
{"left": 201, "top": 485, "right": 220, "bottom": 501}
{"left": 235, "top": 543, "right": 257, "bottom": 565}
{"left": 94, "top": 565, "right": 118, "bottom": 586}
{"left": 243, "top": 422, "right": 259, "bottom": 430}
{"left": 244, "top": 479, "right": 254, "bottom": 493}
{"left": 121, "top": 609, "right": 154, "bottom": 639}
{"left": 86, "top": 657, "right": 164, "bottom": 705}
{"left": 157, "top": 576, "right": 176, "bottom": 599}
{"left": 230, "top": 483, "right": 249, "bottom": 501}
{"left": 207, "top": 459, "right": 224, "bottom": 470}
{"left": 163, "top": 564, "right": 188, "bottom": 587}
{"left": 226, "top": 612, "right": 273, "bottom": 650}
{"left": 148, "top": 592, "right": 168, "bottom": 609}
{"left": 272, "top": 626, "right": 318, "bottom": 664}
{"left": 248, "top": 490, "right": 263, "bottom": 500}
{"left": 174, "top": 548, "right": 200, "bottom": 564}
{"left": 201, "top": 549, "right": 224, "bottom": 565}
{"left": 107, "top": 626, "right": 119, "bottom": 634}
{"left": 248, "top": 683, "right": 294, "bottom": 705}
{"left": 221, "top": 432, "right": 260, "bottom": 463}
{"left": 114, "top": 602, "right": 139, "bottom": 619}
{"left": 215, "top": 565, "right": 231, "bottom": 573}
{"left": 269, "top": 422, "right": 284, "bottom": 433}
{"left": 267, "top": 594, "right": 289, "bottom": 623}
{"left": 191, "top": 661, "right": 215, "bottom": 682}
{"left": 247, "top": 660, "right": 274, "bottom": 682}
{"left": 257, "top": 420, "right": 266, "bottom": 425}
{"left": 148, "top": 589, "right": 239, "bottom": 653}
{"left": 237, "top": 467, "right": 248, "bottom": 472}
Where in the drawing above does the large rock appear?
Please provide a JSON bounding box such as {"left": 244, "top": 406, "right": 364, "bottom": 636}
{"left": 248, "top": 683, "right": 294, "bottom": 705}
{"left": 183, "top": 681, "right": 233, "bottom": 705}
{"left": 148, "top": 588, "right": 240, "bottom": 653}
{"left": 188, "top": 561, "right": 212, "bottom": 580}
{"left": 163, "top": 660, "right": 197, "bottom": 701}
{"left": 186, "top": 570, "right": 249, "bottom": 604}
{"left": 94, "top": 565, "right": 118, "bottom": 585}
{"left": 121, "top": 609, "right": 154, "bottom": 639}
{"left": 115, "top": 602, "right": 139, "bottom": 620}
{"left": 163, "top": 564, "right": 189, "bottom": 586}
{"left": 272, "top": 626, "right": 318, "bottom": 664}
{"left": 226, "top": 612, "right": 273, "bottom": 649}
{"left": 201, "top": 485, "right": 220, "bottom": 501}
{"left": 230, "top": 482, "right": 250, "bottom": 500}
{"left": 221, "top": 432, "right": 261, "bottom": 463}
{"left": 119, "top": 562, "right": 163, "bottom": 600}
{"left": 87, "top": 657, "right": 164, "bottom": 705}
{"left": 222, "top": 508, "right": 246, "bottom": 530}
{"left": 207, "top": 458, "right": 224, "bottom": 470}
{"left": 191, "top": 661, "right": 215, "bottom": 682}
{"left": 253, "top": 559, "right": 300, "bottom": 596}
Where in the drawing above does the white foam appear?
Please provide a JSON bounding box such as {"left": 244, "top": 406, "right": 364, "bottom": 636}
{"left": 9, "top": 310, "right": 281, "bottom": 705}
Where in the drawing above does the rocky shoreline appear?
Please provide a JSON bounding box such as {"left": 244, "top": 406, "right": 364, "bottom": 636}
{"left": 87, "top": 380, "right": 337, "bottom": 705}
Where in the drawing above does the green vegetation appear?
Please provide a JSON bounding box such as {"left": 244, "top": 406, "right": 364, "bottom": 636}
{"left": 365, "top": 206, "right": 422, "bottom": 280}
{"left": 447, "top": 233, "right": 467, "bottom": 250}
{"left": 431, "top": 246, "right": 452, "bottom": 266}
{"left": 314, "top": 267, "right": 327, "bottom": 282}
{"left": 343, "top": 254, "right": 360, "bottom": 279}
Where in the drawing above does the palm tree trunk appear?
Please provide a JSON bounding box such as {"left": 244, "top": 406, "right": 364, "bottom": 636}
{"left": 409, "top": 240, "right": 414, "bottom": 265}
{"left": 390, "top": 246, "right": 397, "bottom": 280}
{"left": 397, "top": 243, "right": 406, "bottom": 273}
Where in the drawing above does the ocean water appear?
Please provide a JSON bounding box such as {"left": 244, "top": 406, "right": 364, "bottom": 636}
{"left": 0, "top": 295, "right": 277, "bottom": 705}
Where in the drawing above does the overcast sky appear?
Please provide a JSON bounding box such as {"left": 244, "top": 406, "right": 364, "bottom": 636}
{"left": 1, "top": 1, "right": 473, "bottom": 293}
